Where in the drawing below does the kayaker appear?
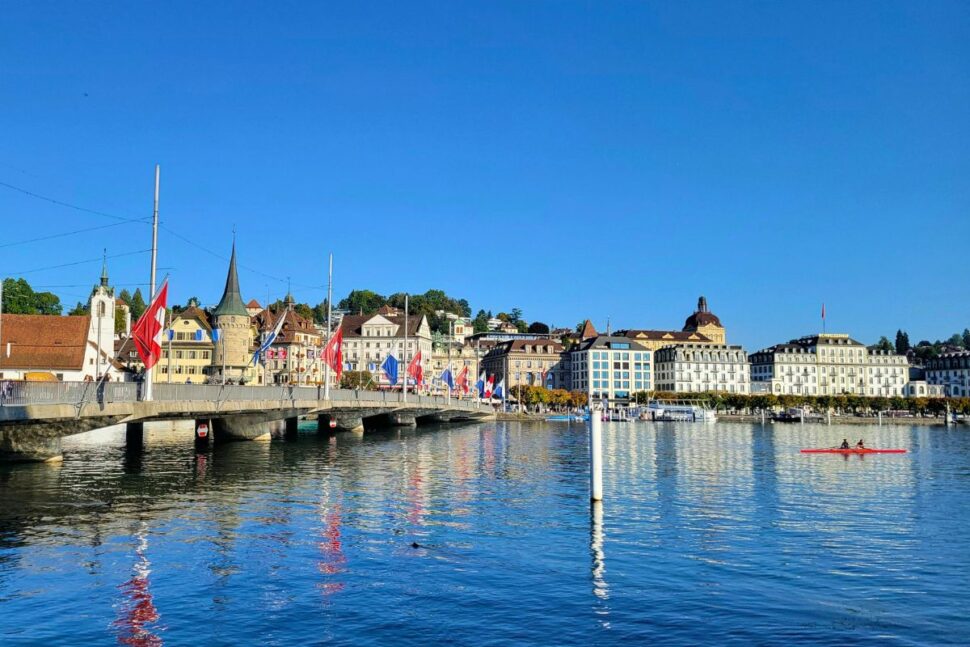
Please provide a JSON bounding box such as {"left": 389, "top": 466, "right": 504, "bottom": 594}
{"left": 856, "top": 439, "right": 865, "bottom": 449}
{"left": 840, "top": 439, "right": 850, "bottom": 449}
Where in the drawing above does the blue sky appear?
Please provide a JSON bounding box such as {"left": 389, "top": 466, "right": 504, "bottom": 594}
{"left": 1, "top": 2, "right": 967, "bottom": 350}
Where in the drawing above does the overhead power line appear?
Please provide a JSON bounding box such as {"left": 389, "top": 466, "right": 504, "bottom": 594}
{"left": 4, "top": 248, "right": 152, "bottom": 275}
{"left": 0, "top": 220, "right": 142, "bottom": 250}
{"left": 0, "top": 180, "right": 149, "bottom": 223}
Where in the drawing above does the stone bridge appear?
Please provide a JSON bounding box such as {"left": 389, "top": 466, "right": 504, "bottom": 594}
{"left": 0, "top": 382, "right": 494, "bottom": 462}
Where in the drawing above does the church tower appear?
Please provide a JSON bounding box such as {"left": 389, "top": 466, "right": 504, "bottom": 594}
{"left": 88, "top": 254, "right": 116, "bottom": 378}
{"left": 211, "top": 242, "right": 255, "bottom": 383}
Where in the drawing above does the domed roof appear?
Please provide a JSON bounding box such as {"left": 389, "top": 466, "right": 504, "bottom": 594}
{"left": 683, "top": 296, "right": 722, "bottom": 330}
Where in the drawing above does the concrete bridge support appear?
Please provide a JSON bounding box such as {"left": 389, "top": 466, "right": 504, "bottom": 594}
{"left": 212, "top": 415, "right": 273, "bottom": 442}
{"left": 125, "top": 422, "right": 144, "bottom": 448}
{"left": 0, "top": 426, "right": 63, "bottom": 463}
{"left": 318, "top": 413, "right": 364, "bottom": 433}
{"left": 284, "top": 417, "right": 300, "bottom": 440}
{"left": 370, "top": 411, "right": 417, "bottom": 428}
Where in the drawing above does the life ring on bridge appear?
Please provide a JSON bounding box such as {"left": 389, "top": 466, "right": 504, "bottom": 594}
{"left": 196, "top": 423, "right": 209, "bottom": 439}
{"left": 328, "top": 419, "right": 337, "bottom": 429}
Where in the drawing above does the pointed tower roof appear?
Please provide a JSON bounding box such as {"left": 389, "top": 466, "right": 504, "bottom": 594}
{"left": 213, "top": 243, "right": 249, "bottom": 317}
{"left": 580, "top": 319, "right": 598, "bottom": 340}
{"left": 100, "top": 249, "right": 109, "bottom": 287}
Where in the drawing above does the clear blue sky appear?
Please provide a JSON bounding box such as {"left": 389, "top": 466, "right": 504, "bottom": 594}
{"left": 1, "top": 2, "right": 967, "bottom": 350}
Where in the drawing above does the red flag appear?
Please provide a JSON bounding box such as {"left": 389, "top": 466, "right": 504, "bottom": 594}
{"left": 131, "top": 280, "right": 168, "bottom": 370}
{"left": 407, "top": 350, "right": 423, "bottom": 385}
{"left": 323, "top": 328, "right": 343, "bottom": 379}
{"left": 455, "top": 366, "right": 469, "bottom": 394}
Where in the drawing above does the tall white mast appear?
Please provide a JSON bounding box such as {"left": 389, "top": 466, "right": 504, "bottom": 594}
{"left": 324, "top": 252, "right": 333, "bottom": 399}
{"left": 144, "top": 165, "right": 159, "bottom": 401}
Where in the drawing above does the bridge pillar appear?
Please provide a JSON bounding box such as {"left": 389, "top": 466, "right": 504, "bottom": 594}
{"left": 212, "top": 416, "right": 272, "bottom": 442}
{"left": 284, "top": 417, "right": 300, "bottom": 440}
{"left": 319, "top": 413, "right": 364, "bottom": 433}
{"left": 370, "top": 411, "right": 417, "bottom": 429}
{"left": 125, "top": 422, "right": 145, "bottom": 447}
{"left": 0, "top": 428, "right": 63, "bottom": 463}
{"left": 194, "top": 419, "right": 212, "bottom": 449}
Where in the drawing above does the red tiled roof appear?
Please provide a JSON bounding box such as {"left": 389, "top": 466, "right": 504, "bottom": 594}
{"left": 580, "top": 320, "right": 598, "bottom": 340}
{"left": 252, "top": 308, "right": 319, "bottom": 344}
{"left": 246, "top": 299, "right": 261, "bottom": 308}
{"left": 0, "top": 314, "right": 89, "bottom": 370}
{"left": 620, "top": 329, "right": 713, "bottom": 343}
{"left": 339, "top": 312, "right": 425, "bottom": 338}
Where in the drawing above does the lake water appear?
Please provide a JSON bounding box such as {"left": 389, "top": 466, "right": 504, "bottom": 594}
{"left": 1, "top": 420, "right": 968, "bottom": 645}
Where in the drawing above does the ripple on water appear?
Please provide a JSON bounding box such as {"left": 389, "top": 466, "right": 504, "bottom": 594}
{"left": 0, "top": 421, "right": 968, "bottom": 645}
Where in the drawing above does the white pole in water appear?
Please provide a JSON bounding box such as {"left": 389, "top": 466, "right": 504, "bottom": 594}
{"left": 590, "top": 401, "right": 603, "bottom": 501}
{"left": 760, "top": 408, "right": 766, "bottom": 425}
{"left": 878, "top": 410, "right": 882, "bottom": 426}
{"left": 143, "top": 164, "right": 159, "bottom": 402}
{"left": 827, "top": 409, "right": 831, "bottom": 425}
{"left": 945, "top": 402, "right": 951, "bottom": 427}
{"left": 403, "top": 294, "right": 409, "bottom": 404}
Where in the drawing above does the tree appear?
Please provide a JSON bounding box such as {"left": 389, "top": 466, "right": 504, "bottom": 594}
{"left": 963, "top": 328, "right": 970, "bottom": 350}
{"left": 528, "top": 321, "right": 550, "bottom": 335}
{"left": 947, "top": 333, "right": 964, "bottom": 349}
{"left": 472, "top": 310, "right": 490, "bottom": 333}
{"left": 312, "top": 300, "right": 329, "bottom": 325}
{"left": 129, "top": 288, "right": 147, "bottom": 320}
{"left": 339, "top": 370, "right": 375, "bottom": 390}
{"left": 68, "top": 301, "right": 88, "bottom": 316}
{"left": 1, "top": 277, "right": 62, "bottom": 315}
{"left": 509, "top": 308, "right": 523, "bottom": 324}
{"left": 895, "top": 330, "right": 910, "bottom": 355}
{"left": 873, "top": 336, "right": 894, "bottom": 353}
{"left": 338, "top": 289, "right": 386, "bottom": 314}
{"left": 114, "top": 307, "right": 128, "bottom": 334}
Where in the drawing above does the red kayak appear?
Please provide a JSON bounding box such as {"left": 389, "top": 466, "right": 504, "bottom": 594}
{"left": 800, "top": 448, "right": 907, "bottom": 454}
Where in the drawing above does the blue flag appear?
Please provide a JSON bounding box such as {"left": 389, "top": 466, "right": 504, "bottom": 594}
{"left": 194, "top": 329, "right": 204, "bottom": 341}
{"left": 211, "top": 329, "right": 222, "bottom": 342}
{"left": 381, "top": 354, "right": 399, "bottom": 385}
{"left": 252, "top": 312, "right": 286, "bottom": 365}
{"left": 441, "top": 368, "right": 454, "bottom": 390}
{"left": 475, "top": 371, "right": 485, "bottom": 397}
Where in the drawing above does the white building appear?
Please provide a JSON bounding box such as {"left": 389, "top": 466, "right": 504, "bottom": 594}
{"left": 567, "top": 336, "right": 651, "bottom": 406}
{"left": 653, "top": 343, "right": 750, "bottom": 394}
{"left": 339, "top": 305, "right": 432, "bottom": 388}
{"left": 750, "top": 333, "right": 909, "bottom": 397}
{"left": 925, "top": 351, "right": 970, "bottom": 397}
{"left": 0, "top": 267, "right": 122, "bottom": 382}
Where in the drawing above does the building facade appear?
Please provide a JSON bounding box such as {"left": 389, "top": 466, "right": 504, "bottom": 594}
{"left": 925, "top": 351, "right": 970, "bottom": 397}
{"left": 654, "top": 343, "right": 750, "bottom": 394}
{"left": 567, "top": 336, "right": 651, "bottom": 406}
{"left": 750, "top": 333, "right": 909, "bottom": 397}
{"left": 156, "top": 303, "right": 215, "bottom": 384}
{"left": 252, "top": 298, "right": 323, "bottom": 385}
{"left": 339, "top": 306, "right": 432, "bottom": 389}
{"left": 480, "top": 339, "right": 567, "bottom": 393}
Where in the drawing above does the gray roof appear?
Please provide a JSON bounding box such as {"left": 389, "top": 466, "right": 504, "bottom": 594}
{"left": 212, "top": 243, "right": 249, "bottom": 317}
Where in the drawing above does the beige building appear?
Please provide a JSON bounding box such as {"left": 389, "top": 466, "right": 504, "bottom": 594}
{"left": 567, "top": 336, "right": 651, "bottom": 406}
{"left": 339, "top": 305, "right": 432, "bottom": 389}
{"left": 618, "top": 296, "right": 726, "bottom": 351}
{"left": 654, "top": 343, "right": 750, "bottom": 394}
{"left": 750, "top": 333, "right": 909, "bottom": 397}
{"left": 481, "top": 339, "right": 567, "bottom": 394}
{"left": 925, "top": 351, "right": 970, "bottom": 397}
{"left": 429, "top": 341, "right": 481, "bottom": 394}
{"left": 252, "top": 297, "right": 323, "bottom": 385}
{"left": 156, "top": 303, "right": 215, "bottom": 384}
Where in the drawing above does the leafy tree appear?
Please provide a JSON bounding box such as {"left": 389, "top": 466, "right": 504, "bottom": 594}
{"left": 963, "top": 328, "right": 970, "bottom": 350}
{"left": 509, "top": 308, "right": 523, "bottom": 324}
{"left": 895, "top": 330, "right": 910, "bottom": 355}
{"left": 339, "top": 289, "right": 386, "bottom": 314}
{"left": 129, "top": 288, "right": 147, "bottom": 320}
{"left": 947, "top": 333, "right": 964, "bottom": 348}
{"left": 873, "top": 336, "right": 894, "bottom": 352}
{"left": 1, "top": 277, "right": 62, "bottom": 315}
{"left": 472, "top": 310, "right": 490, "bottom": 333}
{"left": 114, "top": 307, "right": 128, "bottom": 334}
{"left": 528, "top": 321, "right": 550, "bottom": 334}
{"left": 68, "top": 301, "right": 88, "bottom": 316}
{"left": 339, "top": 370, "right": 375, "bottom": 390}
{"left": 312, "top": 300, "right": 329, "bottom": 325}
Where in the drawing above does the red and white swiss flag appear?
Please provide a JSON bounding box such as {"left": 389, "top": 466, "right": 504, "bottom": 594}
{"left": 132, "top": 279, "right": 168, "bottom": 370}
{"left": 407, "top": 350, "right": 423, "bottom": 385}
{"left": 323, "top": 328, "right": 344, "bottom": 379}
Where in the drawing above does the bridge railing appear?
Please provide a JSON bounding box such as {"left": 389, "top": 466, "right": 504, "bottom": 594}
{"left": 0, "top": 380, "right": 139, "bottom": 407}
{"left": 1, "top": 380, "right": 483, "bottom": 411}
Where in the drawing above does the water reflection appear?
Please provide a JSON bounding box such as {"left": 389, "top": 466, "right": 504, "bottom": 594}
{"left": 112, "top": 522, "right": 161, "bottom": 646}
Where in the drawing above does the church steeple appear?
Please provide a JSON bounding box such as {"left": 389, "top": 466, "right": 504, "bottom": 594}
{"left": 213, "top": 242, "right": 248, "bottom": 317}
{"left": 100, "top": 249, "right": 109, "bottom": 287}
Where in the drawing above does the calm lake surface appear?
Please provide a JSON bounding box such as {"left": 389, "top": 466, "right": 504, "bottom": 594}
{"left": 1, "top": 420, "right": 968, "bottom": 645}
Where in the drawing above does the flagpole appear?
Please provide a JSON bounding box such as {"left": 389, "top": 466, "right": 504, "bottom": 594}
{"left": 166, "top": 310, "right": 172, "bottom": 383}
{"left": 144, "top": 164, "right": 159, "bottom": 401}
{"left": 324, "top": 252, "right": 333, "bottom": 400}
{"left": 403, "top": 294, "right": 409, "bottom": 404}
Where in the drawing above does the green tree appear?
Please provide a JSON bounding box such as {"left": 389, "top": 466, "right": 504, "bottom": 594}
{"left": 472, "top": 310, "right": 490, "bottom": 333}
{"left": 338, "top": 289, "right": 386, "bottom": 314}
{"left": 312, "top": 300, "right": 329, "bottom": 325}
{"left": 1, "top": 277, "right": 62, "bottom": 315}
{"left": 509, "top": 307, "right": 523, "bottom": 324}
{"left": 527, "top": 322, "right": 550, "bottom": 335}
{"left": 895, "top": 330, "right": 910, "bottom": 354}
{"left": 947, "top": 333, "right": 963, "bottom": 349}
{"left": 963, "top": 328, "right": 970, "bottom": 349}
{"left": 873, "top": 336, "right": 894, "bottom": 352}
{"left": 339, "top": 370, "right": 375, "bottom": 390}
{"left": 68, "top": 301, "right": 88, "bottom": 316}
{"left": 129, "top": 288, "right": 147, "bottom": 320}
